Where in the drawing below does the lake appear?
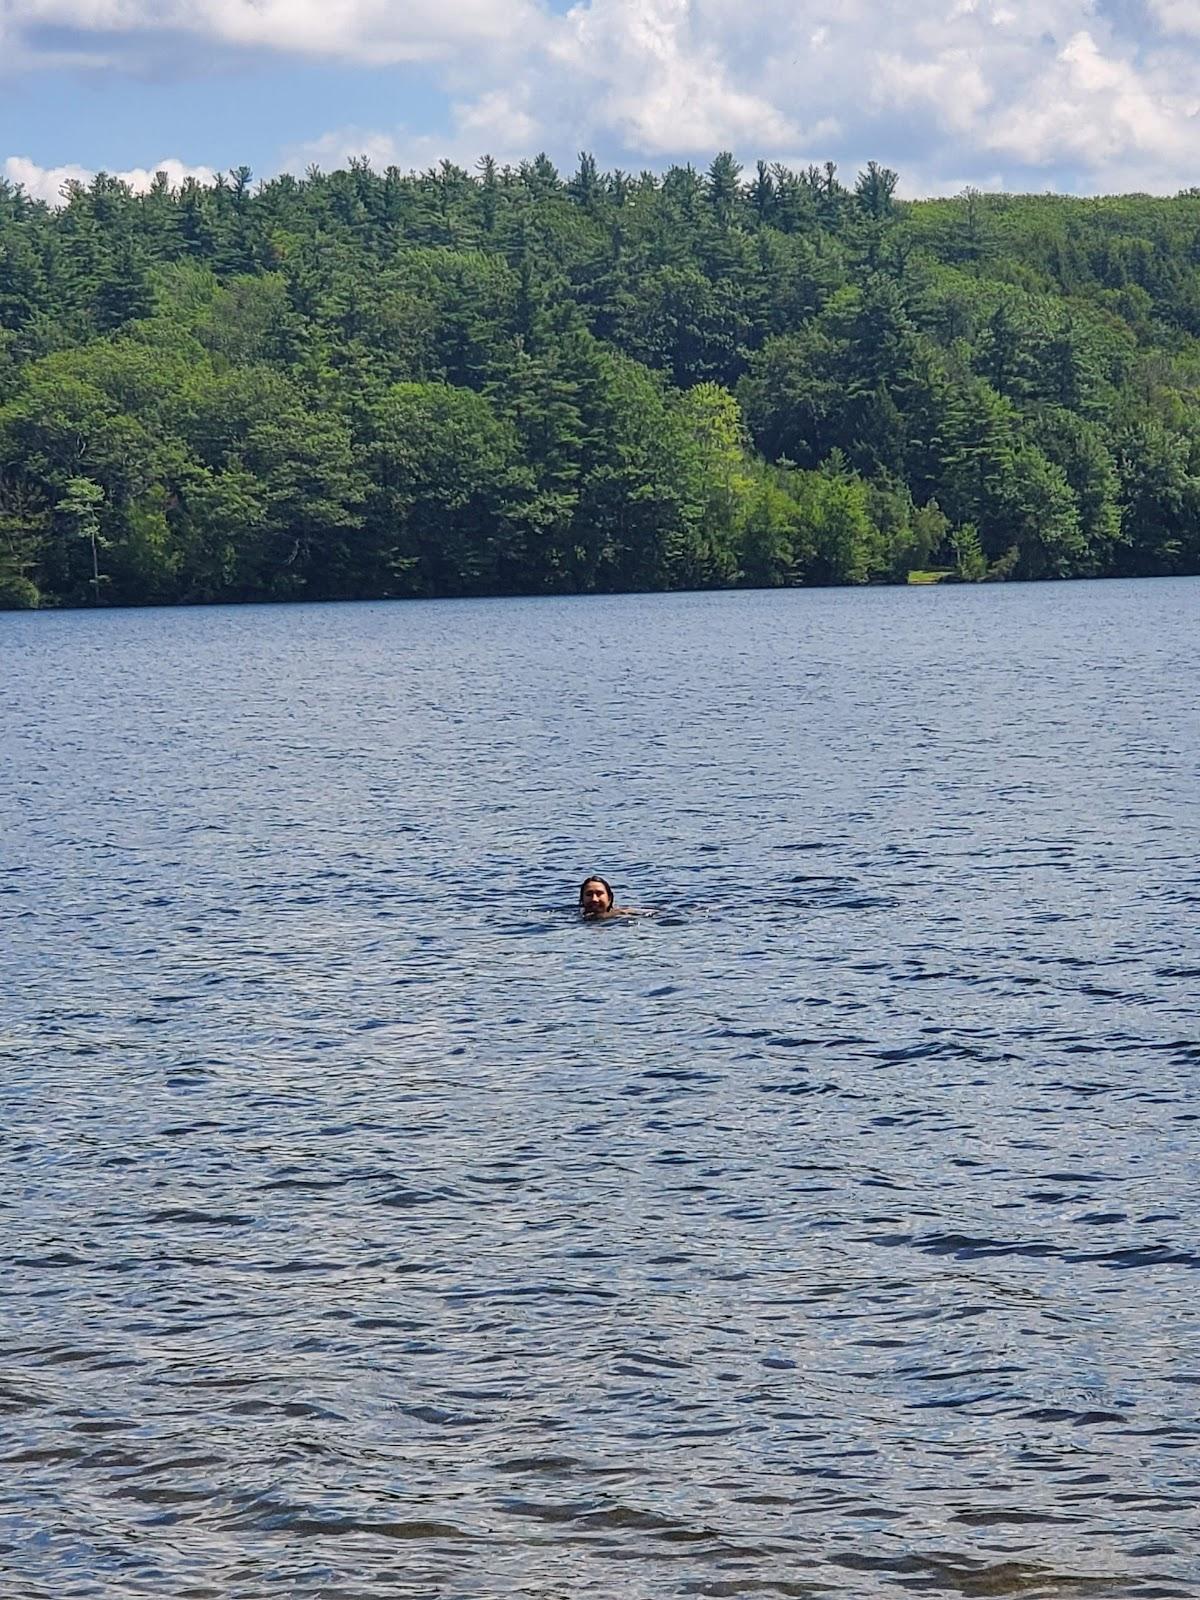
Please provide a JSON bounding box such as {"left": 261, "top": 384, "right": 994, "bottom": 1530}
{"left": 2, "top": 578, "right": 1198, "bottom": 1599}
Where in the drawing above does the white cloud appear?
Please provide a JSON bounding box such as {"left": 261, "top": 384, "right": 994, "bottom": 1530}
{"left": 6, "top": 0, "right": 533, "bottom": 65}
{"left": 548, "top": 0, "right": 801, "bottom": 154}
{"left": 873, "top": 49, "right": 994, "bottom": 134}
{"left": 5, "top": 0, "right": 1200, "bottom": 194}
{"left": 278, "top": 93, "right": 543, "bottom": 179}
{"left": 534, "top": 0, "right": 1200, "bottom": 188}
{"left": 4, "top": 157, "right": 93, "bottom": 205}
{"left": 4, "top": 155, "right": 217, "bottom": 205}
{"left": 277, "top": 129, "right": 410, "bottom": 176}
{"left": 987, "top": 30, "right": 1197, "bottom": 168}
{"left": 455, "top": 89, "right": 540, "bottom": 156}
{"left": 893, "top": 166, "right": 1011, "bottom": 200}
{"left": 1145, "top": 0, "right": 1200, "bottom": 35}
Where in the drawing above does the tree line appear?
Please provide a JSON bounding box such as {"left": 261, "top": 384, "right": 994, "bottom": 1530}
{"left": 1, "top": 153, "right": 1199, "bottom": 608}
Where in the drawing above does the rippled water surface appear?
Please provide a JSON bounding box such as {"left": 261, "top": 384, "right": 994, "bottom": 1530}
{"left": 3, "top": 580, "right": 1199, "bottom": 1599}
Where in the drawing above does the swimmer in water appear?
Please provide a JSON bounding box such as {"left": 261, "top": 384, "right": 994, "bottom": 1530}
{"left": 578, "top": 876, "right": 653, "bottom": 918}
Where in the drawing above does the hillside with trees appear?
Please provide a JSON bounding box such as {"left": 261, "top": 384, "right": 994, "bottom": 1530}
{"left": 1, "top": 154, "right": 1199, "bottom": 608}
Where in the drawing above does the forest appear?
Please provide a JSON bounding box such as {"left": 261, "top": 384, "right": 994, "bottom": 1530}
{"left": 1, "top": 153, "right": 1199, "bottom": 608}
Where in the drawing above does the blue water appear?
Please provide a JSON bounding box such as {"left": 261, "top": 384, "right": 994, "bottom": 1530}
{"left": 2, "top": 579, "right": 1198, "bottom": 1598}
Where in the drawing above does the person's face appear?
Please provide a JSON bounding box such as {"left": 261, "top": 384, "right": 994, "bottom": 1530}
{"left": 580, "top": 880, "right": 612, "bottom": 916}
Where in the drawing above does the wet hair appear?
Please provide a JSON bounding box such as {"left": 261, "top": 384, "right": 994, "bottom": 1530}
{"left": 578, "top": 875, "right": 614, "bottom": 909}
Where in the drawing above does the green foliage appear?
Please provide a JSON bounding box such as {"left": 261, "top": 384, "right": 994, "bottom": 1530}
{"left": 0, "top": 570, "right": 39, "bottom": 607}
{"left": 56, "top": 475, "right": 106, "bottom": 602}
{"left": 366, "top": 381, "right": 524, "bottom": 595}
{"left": 0, "top": 155, "right": 1197, "bottom": 607}
{"left": 952, "top": 523, "right": 988, "bottom": 581}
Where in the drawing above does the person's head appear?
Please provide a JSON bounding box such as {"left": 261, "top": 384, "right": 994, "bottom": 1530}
{"left": 579, "top": 876, "right": 615, "bottom": 917}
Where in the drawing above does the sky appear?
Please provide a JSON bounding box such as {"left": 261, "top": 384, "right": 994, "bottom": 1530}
{"left": 1, "top": 0, "right": 1199, "bottom": 205}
